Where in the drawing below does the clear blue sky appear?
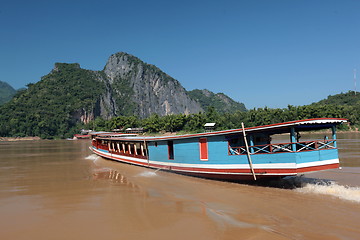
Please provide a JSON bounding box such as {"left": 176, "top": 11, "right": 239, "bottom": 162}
{"left": 1, "top": 0, "right": 359, "bottom": 109}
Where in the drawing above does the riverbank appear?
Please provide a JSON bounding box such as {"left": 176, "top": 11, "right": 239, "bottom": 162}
{"left": 0, "top": 136, "right": 41, "bottom": 141}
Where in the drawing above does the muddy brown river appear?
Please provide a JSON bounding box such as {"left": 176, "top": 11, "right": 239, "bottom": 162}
{"left": 1, "top": 133, "right": 360, "bottom": 239}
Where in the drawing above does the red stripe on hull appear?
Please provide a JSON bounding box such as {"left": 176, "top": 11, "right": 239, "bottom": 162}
{"left": 167, "top": 165, "right": 296, "bottom": 174}
{"left": 296, "top": 163, "right": 339, "bottom": 173}
{"left": 177, "top": 172, "right": 280, "bottom": 181}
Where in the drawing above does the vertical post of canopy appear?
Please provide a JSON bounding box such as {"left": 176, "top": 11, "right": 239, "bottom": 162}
{"left": 290, "top": 127, "right": 297, "bottom": 151}
{"left": 144, "top": 139, "right": 150, "bottom": 166}
{"left": 332, "top": 125, "right": 337, "bottom": 148}
{"left": 242, "top": 122, "right": 256, "bottom": 180}
{"left": 249, "top": 135, "right": 255, "bottom": 154}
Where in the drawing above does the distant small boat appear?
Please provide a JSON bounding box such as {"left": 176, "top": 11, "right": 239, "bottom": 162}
{"left": 74, "top": 129, "right": 93, "bottom": 139}
{"left": 89, "top": 118, "right": 347, "bottom": 181}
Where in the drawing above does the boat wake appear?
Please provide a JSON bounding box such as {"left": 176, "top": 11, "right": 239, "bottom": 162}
{"left": 136, "top": 170, "right": 158, "bottom": 178}
{"left": 295, "top": 180, "right": 360, "bottom": 203}
{"left": 256, "top": 176, "right": 360, "bottom": 203}
{"left": 85, "top": 154, "right": 101, "bottom": 161}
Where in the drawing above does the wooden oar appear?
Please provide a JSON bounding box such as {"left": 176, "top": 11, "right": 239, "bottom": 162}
{"left": 241, "top": 122, "right": 257, "bottom": 180}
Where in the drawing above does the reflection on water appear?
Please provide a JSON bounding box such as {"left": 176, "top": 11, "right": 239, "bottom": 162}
{"left": 1, "top": 136, "right": 360, "bottom": 240}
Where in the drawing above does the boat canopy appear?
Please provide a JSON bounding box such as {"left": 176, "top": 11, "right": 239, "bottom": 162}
{"left": 94, "top": 118, "right": 347, "bottom": 142}
{"left": 240, "top": 118, "right": 347, "bottom": 135}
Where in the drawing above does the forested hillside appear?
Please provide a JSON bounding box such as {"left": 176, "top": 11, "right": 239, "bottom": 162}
{"left": 0, "top": 63, "right": 104, "bottom": 138}
{"left": 187, "top": 89, "right": 246, "bottom": 112}
{"left": 0, "top": 81, "right": 16, "bottom": 105}
{"left": 313, "top": 91, "right": 360, "bottom": 106}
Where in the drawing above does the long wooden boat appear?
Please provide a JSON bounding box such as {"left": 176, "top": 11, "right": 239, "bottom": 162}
{"left": 74, "top": 129, "right": 93, "bottom": 139}
{"left": 90, "top": 118, "right": 347, "bottom": 181}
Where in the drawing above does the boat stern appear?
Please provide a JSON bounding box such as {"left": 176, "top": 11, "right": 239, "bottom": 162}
{"left": 295, "top": 148, "right": 340, "bottom": 174}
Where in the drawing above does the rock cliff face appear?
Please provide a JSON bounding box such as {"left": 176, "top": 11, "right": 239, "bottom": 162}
{"left": 102, "top": 52, "right": 203, "bottom": 118}
{"left": 68, "top": 52, "right": 247, "bottom": 122}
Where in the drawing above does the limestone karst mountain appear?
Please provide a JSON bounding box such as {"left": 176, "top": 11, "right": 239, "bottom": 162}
{"left": 0, "top": 52, "right": 246, "bottom": 138}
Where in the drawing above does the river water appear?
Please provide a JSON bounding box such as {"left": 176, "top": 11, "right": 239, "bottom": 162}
{"left": 0, "top": 133, "right": 360, "bottom": 240}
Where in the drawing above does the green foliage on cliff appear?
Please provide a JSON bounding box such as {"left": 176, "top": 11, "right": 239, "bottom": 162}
{"left": 187, "top": 89, "right": 247, "bottom": 113}
{"left": 0, "top": 63, "right": 105, "bottom": 138}
{"left": 111, "top": 75, "right": 138, "bottom": 116}
{"left": 0, "top": 81, "right": 16, "bottom": 105}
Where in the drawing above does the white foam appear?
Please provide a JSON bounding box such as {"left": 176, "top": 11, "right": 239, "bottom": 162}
{"left": 85, "top": 154, "right": 101, "bottom": 161}
{"left": 136, "top": 171, "right": 158, "bottom": 177}
{"left": 296, "top": 182, "right": 360, "bottom": 203}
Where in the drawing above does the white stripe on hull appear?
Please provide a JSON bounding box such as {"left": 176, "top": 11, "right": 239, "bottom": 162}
{"left": 296, "top": 159, "right": 339, "bottom": 168}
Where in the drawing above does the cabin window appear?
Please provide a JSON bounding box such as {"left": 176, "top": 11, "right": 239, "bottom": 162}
{"left": 199, "top": 138, "right": 208, "bottom": 161}
{"left": 253, "top": 133, "right": 271, "bottom": 146}
{"left": 131, "top": 144, "right": 135, "bottom": 155}
{"left": 168, "top": 141, "right": 174, "bottom": 160}
{"left": 227, "top": 135, "right": 245, "bottom": 155}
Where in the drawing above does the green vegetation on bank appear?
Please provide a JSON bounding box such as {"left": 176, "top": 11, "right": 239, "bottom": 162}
{"left": 82, "top": 103, "right": 355, "bottom": 135}
{"left": 82, "top": 91, "right": 360, "bottom": 134}
{"left": 1, "top": 90, "right": 359, "bottom": 139}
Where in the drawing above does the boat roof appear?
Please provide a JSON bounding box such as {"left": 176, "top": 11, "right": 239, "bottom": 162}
{"left": 90, "top": 132, "right": 137, "bottom": 137}
{"left": 95, "top": 118, "right": 347, "bottom": 142}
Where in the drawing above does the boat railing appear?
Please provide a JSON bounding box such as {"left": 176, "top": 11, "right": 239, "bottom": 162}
{"left": 229, "top": 140, "right": 336, "bottom": 155}
{"left": 93, "top": 142, "right": 148, "bottom": 159}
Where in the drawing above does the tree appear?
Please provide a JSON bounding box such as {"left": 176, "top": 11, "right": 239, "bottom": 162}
{"left": 143, "top": 114, "right": 162, "bottom": 133}
{"left": 162, "top": 114, "right": 187, "bottom": 132}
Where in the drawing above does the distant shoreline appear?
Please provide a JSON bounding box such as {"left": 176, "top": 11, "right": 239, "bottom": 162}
{"left": 0, "top": 137, "right": 41, "bottom": 141}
